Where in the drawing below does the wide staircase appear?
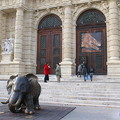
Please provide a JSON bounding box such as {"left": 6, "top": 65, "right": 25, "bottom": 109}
{"left": 38, "top": 75, "right": 120, "bottom": 107}
{"left": 0, "top": 75, "right": 120, "bottom": 107}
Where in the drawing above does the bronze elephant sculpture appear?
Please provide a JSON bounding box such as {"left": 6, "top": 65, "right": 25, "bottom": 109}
{"left": 1, "top": 73, "right": 41, "bottom": 114}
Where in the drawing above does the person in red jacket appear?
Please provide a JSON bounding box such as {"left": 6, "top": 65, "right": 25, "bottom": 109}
{"left": 44, "top": 63, "right": 50, "bottom": 82}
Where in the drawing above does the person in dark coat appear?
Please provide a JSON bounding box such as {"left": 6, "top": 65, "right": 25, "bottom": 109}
{"left": 81, "top": 61, "right": 88, "bottom": 81}
{"left": 89, "top": 66, "right": 94, "bottom": 81}
{"left": 44, "top": 63, "right": 50, "bottom": 83}
{"left": 83, "top": 67, "right": 87, "bottom": 81}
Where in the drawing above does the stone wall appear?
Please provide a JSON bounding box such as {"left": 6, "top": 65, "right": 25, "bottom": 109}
{"left": 0, "top": 0, "right": 120, "bottom": 79}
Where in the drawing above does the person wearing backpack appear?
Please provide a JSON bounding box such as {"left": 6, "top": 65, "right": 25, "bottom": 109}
{"left": 89, "top": 66, "right": 94, "bottom": 81}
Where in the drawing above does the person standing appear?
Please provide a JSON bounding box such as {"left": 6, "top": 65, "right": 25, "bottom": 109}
{"left": 44, "top": 63, "right": 50, "bottom": 83}
{"left": 55, "top": 63, "right": 61, "bottom": 82}
{"left": 83, "top": 67, "right": 87, "bottom": 82}
{"left": 89, "top": 66, "right": 94, "bottom": 81}
{"left": 77, "top": 63, "right": 82, "bottom": 77}
{"left": 81, "top": 61, "right": 88, "bottom": 81}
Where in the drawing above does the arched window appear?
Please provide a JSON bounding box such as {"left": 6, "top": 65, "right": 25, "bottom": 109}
{"left": 77, "top": 9, "right": 106, "bottom": 26}
{"left": 38, "top": 15, "right": 62, "bottom": 29}
{"left": 76, "top": 9, "right": 107, "bottom": 75}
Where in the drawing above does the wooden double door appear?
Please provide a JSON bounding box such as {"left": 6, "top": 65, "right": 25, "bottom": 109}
{"left": 37, "top": 28, "right": 62, "bottom": 74}
{"left": 76, "top": 27, "right": 107, "bottom": 74}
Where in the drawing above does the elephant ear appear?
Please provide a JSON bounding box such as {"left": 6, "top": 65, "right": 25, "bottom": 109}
{"left": 7, "top": 75, "right": 18, "bottom": 92}
{"left": 28, "top": 78, "right": 33, "bottom": 82}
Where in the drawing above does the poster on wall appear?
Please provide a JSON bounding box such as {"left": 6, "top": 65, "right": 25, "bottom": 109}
{"left": 81, "top": 32, "right": 102, "bottom": 52}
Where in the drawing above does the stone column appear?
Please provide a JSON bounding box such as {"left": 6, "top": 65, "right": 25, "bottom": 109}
{"left": 61, "top": 6, "right": 74, "bottom": 77}
{"left": 0, "top": 11, "right": 2, "bottom": 61}
{"left": 14, "top": 8, "right": 24, "bottom": 62}
{"left": 107, "top": 0, "right": 120, "bottom": 78}
{"left": 109, "top": 0, "right": 119, "bottom": 61}
{"left": 63, "top": 6, "right": 72, "bottom": 62}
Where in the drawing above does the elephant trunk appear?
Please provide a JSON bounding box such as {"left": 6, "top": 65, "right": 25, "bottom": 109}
{"left": 8, "top": 92, "right": 23, "bottom": 113}
{"left": 11, "top": 94, "right": 23, "bottom": 107}
{"left": 9, "top": 92, "right": 23, "bottom": 106}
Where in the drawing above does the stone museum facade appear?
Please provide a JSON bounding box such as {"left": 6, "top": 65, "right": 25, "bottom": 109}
{"left": 0, "top": 0, "right": 120, "bottom": 79}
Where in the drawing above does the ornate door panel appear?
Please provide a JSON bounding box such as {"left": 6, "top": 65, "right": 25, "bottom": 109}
{"left": 37, "top": 28, "right": 62, "bottom": 74}
{"left": 76, "top": 27, "right": 107, "bottom": 74}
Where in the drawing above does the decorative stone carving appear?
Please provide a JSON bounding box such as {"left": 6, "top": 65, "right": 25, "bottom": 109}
{"left": 117, "top": 1, "right": 120, "bottom": 7}
{"left": 57, "top": 7, "right": 64, "bottom": 15}
{"left": 2, "top": 38, "right": 14, "bottom": 54}
{"left": 34, "top": 10, "right": 40, "bottom": 18}
{"left": 46, "top": 8, "right": 51, "bottom": 13}
{"left": 87, "top": 0, "right": 92, "bottom": 7}
{"left": 101, "top": 1, "right": 109, "bottom": 10}
{"left": 73, "top": 4, "right": 85, "bottom": 15}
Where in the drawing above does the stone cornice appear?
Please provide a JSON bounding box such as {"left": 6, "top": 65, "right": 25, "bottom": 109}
{"left": 0, "top": 0, "right": 112, "bottom": 12}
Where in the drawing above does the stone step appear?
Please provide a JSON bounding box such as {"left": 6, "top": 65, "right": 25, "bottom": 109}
{"left": 41, "top": 85, "right": 120, "bottom": 90}
{"left": 1, "top": 76, "right": 120, "bottom": 107}
{"left": 40, "top": 94, "right": 120, "bottom": 101}
{"left": 41, "top": 91, "right": 120, "bottom": 97}
{"left": 37, "top": 75, "right": 120, "bottom": 82}
{"left": 39, "top": 97, "right": 120, "bottom": 107}
{"left": 40, "top": 84, "right": 120, "bottom": 91}
{"left": 37, "top": 80, "right": 120, "bottom": 107}
{"left": 39, "top": 100, "right": 120, "bottom": 108}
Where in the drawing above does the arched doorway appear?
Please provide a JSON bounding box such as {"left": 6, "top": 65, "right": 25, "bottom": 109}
{"left": 76, "top": 9, "right": 107, "bottom": 74}
{"left": 37, "top": 14, "right": 62, "bottom": 74}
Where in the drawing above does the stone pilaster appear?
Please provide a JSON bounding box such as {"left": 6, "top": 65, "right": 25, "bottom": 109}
{"left": 24, "top": 11, "right": 34, "bottom": 73}
{"left": 0, "top": 11, "right": 2, "bottom": 38}
{"left": 109, "top": 0, "right": 119, "bottom": 61}
{"left": 61, "top": 6, "right": 74, "bottom": 77}
{"left": 14, "top": 8, "right": 24, "bottom": 62}
{"left": 107, "top": 0, "right": 120, "bottom": 78}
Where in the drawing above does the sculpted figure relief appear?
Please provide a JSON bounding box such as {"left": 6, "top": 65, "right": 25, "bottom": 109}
{"left": 1, "top": 73, "right": 41, "bottom": 114}
{"left": 2, "top": 38, "right": 14, "bottom": 54}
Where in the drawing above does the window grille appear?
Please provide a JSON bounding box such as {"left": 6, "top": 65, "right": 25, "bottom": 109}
{"left": 38, "top": 15, "right": 62, "bottom": 29}
{"left": 77, "top": 10, "right": 105, "bottom": 26}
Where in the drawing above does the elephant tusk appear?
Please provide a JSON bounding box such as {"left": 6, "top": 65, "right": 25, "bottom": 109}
{"left": 1, "top": 99, "right": 9, "bottom": 104}
{"left": 11, "top": 94, "right": 22, "bottom": 107}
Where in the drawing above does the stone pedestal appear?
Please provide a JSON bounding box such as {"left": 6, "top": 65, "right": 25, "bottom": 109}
{"left": 60, "top": 61, "right": 75, "bottom": 77}
{"left": 1, "top": 53, "right": 13, "bottom": 63}
{"left": 107, "top": 61, "right": 120, "bottom": 78}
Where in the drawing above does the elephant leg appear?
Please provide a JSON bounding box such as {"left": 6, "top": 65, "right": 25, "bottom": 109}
{"left": 34, "top": 99, "right": 40, "bottom": 110}
{"left": 24, "top": 95, "right": 35, "bottom": 114}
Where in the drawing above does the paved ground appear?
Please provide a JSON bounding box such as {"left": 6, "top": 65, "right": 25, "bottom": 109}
{"left": 0, "top": 103, "right": 119, "bottom": 120}
{"left": 0, "top": 104, "right": 75, "bottom": 120}
{"left": 61, "top": 106, "right": 120, "bottom": 120}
